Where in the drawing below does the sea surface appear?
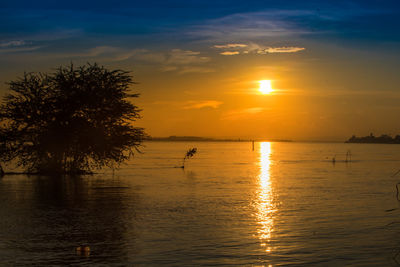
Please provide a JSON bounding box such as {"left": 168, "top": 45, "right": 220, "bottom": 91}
{"left": 1, "top": 141, "right": 400, "bottom": 266}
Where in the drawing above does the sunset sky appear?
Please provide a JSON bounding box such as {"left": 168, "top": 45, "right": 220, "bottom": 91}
{"left": 1, "top": 0, "right": 400, "bottom": 141}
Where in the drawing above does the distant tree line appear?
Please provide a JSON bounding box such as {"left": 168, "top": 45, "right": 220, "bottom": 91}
{"left": 346, "top": 133, "right": 400, "bottom": 144}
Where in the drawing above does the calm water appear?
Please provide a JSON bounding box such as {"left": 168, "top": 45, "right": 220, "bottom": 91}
{"left": 1, "top": 141, "right": 400, "bottom": 266}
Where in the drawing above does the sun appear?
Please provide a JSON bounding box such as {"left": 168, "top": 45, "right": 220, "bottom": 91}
{"left": 259, "top": 80, "right": 273, "bottom": 94}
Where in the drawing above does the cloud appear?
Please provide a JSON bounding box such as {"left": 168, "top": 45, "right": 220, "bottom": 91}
{"left": 134, "top": 52, "right": 166, "bottom": 63}
{"left": 177, "top": 66, "right": 214, "bottom": 74}
{"left": 214, "top": 42, "right": 305, "bottom": 55}
{"left": 258, "top": 47, "right": 305, "bottom": 53}
{"left": 222, "top": 107, "right": 266, "bottom": 120}
{"left": 187, "top": 11, "right": 312, "bottom": 42}
{"left": 68, "top": 47, "right": 212, "bottom": 74}
{"left": 244, "top": 43, "right": 306, "bottom": 54}
{"left": 159, "top": 49, "right": 213, "bottom": 74}
{"left": 214, "top": 43, "right": 248, "bottom": 49}
{"left": 220, "top": 51, "right": 240, "bottom": 56}
{"left": 182, "top": 100, "right": 223, "bottom": 109}
{"left": 59, "top": 46, "right": 165, "bottom": 63}
{"left": 1, "top": 42, "right": 212, "bottom": 74}
{"left": 166, "top": 49, "right": 210, "bottom": 65}
{"left": 0, "top": 40, "right": 27, "bottom": 48}
{"left": 188, "top": 7, "right": 384, "bottom": 43}
{"left": 150, "top": 100, "right": 223, "bottom": 110}
{"left": 110, "top": 49, "right": 164, "bottom": 62}
{"left": 185, "top": 8, "right": 393, "bottom": 47}
{"left": 160, "top": 65, "right": 178, "bottom": 72}
{"left": 0, "top": 40, "right": 42, "bottom": 54}
{"left": 0, "top": 46, "right": 42, "bottom": 53}
{"left": 84, "top": 46, "right": 119, "bottom": 57}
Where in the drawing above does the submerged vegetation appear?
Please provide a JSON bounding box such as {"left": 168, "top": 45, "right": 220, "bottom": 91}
{"left": 0, "top": 63, "right": 145, "bottom": 175}
{"left": 181, "top": 148, "right": 197, "bottom": 168}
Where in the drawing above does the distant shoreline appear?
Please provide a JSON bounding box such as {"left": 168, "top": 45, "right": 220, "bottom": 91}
{"left": 145, "top": 136, "right": 293, "bottom": 143}
{"left": 144, "top": 135, "right": 400, "bottom": 144}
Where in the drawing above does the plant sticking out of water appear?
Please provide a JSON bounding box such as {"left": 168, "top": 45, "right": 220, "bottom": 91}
{"left": 345, "top": 150, "right": 352, "bottom": 163}
{"left": 181, "top": 148, "right": 197, "bottom": 169}
{"left": 387, "top": 170, "right": 400, "bottom": 264}
{"left": 389, "top": 170, "right": 400, "bottom": 201}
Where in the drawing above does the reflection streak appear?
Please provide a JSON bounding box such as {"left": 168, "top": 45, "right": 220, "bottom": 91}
{"left": 256, "top": 142, "right": 275, "bottom": 250}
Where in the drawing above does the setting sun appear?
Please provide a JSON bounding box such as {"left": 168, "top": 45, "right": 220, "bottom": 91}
{"left": 259, "top": 80, "right": 273, "bottom": 94}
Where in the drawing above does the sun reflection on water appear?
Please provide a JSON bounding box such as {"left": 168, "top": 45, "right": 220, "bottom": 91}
{"left": 256, "top": 142, "right": 276, "bottom": 250}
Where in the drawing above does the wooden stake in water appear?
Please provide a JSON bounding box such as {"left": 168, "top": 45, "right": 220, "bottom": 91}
{"left": 252, "top": 140, "right": 254, "bottom": 151}
{"left": 345, "top": 150, "right": 352, "bottom": 163}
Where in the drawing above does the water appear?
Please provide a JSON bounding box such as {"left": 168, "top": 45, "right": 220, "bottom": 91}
{"left": 1, "top": 141, "right": 400, "bottom": 266}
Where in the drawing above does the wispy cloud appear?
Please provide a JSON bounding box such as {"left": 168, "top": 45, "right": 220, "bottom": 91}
{"left": 151, "top": 100, "right": 223, "bottom": 110}
{"left": 213, "top": 43, "right": 248, "bottom": 49}
{"left": 258, "top": 46, "right": 305, "bottom": 53}
{"left": 220, "top": 51, "right": 240, "bottom": 56}
{"left": 57, "top": 46, "right": 155, "bottom": 62}
{"left": 160, "top": 49, "right": 213, "bottom": 74}
{"left": 214, "top": 42, "right": 305, "bottom": 55}
{"left": 166, "top": 49, "right": 210, "bottom": 65}
{"left": 56, "top": 46, "right": 212, "bottom": 74}
{"left": 134, "top": 52, "right": 166, "bottom": 63}
{"left": 84, "top": 46, "right": 119, "bottom": 57}
{"left": 177, "top": 66, "right": 214, "bottom": 74}
{"left": 0, "top": 40, "right": 42, "bottom": 54}
{"left": 160, "top": 65, "right": 178, "bottom": 72}
{"left": 187, "top": 7, "right": 385, "bottom": 43}
{"left": 183, "top": 100, "right": 223, "bottom": 109}
{"left": 0, "top": 40, "right": 27, "bottom": 48}
{"left": 187, "top": 11, "right": 313, "bottom": 42}
{"left": 222, "top": 107, "right": 266, "bottom": 120}
{"left": 0, "top": 46, "right": 42, "bottom": 54}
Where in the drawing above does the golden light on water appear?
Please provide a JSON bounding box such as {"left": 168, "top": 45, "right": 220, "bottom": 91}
{"left": 258, "top": 80, "right": 273, "bottom": 94}
{"left": 256, "top": 142, "right": 275, "bottom": 251}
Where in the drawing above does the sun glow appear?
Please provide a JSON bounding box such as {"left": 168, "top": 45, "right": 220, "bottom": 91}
{"left": 258, "top": 80, "right": 273, "bottom": 94}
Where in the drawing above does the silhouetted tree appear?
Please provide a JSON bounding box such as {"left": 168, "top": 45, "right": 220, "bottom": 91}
{"left": 0, "top": 63, "right": 145, "bottom": 174}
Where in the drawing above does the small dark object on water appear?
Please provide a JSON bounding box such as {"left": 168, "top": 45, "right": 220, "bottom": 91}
{"left": 0, "top": 164, "right": 4, "bottom": 177}
{"left": 386, "top": 208, "right": 397, "bottom": 212}
{"left": 181, "top": 148, "right": 197, "bottom": 168}
{"left": 76, "top": 246, "right": 91, "bottom": 256}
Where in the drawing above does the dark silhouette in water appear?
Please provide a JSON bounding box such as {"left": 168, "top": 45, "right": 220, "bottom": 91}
{"left": 0, "top": 63, "right": 145, "bottom": 175}
{"left": 346, "top": 133, "right": 400, "bottom": 144}
{"left": 181, "top": 148, "right": 197, "bottom": 168}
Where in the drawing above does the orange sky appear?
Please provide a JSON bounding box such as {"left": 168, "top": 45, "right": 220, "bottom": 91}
{"left": 1, "top": 2, "right": 400, "bottom": 141}
{"left": 125, "top": 43, "right": 400, "bottom": 141}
